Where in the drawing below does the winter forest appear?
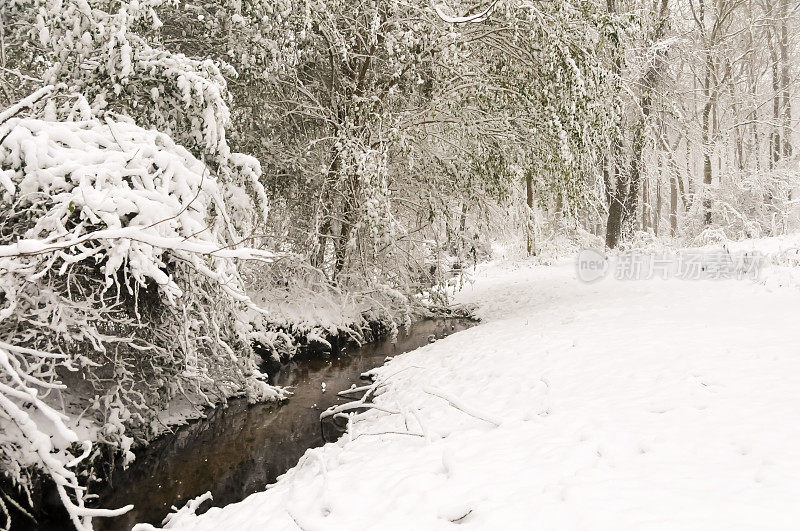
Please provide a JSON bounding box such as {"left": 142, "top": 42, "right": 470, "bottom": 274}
{"left": 2, "top": 0, "right": 800, "bottom": 530}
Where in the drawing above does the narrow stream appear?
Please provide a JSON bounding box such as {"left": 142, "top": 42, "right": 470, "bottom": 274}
{"left": 52, "top": 317, "right": 474, "bottom": 530}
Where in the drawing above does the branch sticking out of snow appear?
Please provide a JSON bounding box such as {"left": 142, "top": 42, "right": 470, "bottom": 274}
{"left": 423, "top": 386, "right": 503, "bottom": 427}
{"left": 130, "top": 491, "right": 213, "bottom": 531}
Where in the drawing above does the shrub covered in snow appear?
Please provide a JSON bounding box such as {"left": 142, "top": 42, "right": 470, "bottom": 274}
{"left": 0, "top": 88, "right": 284, "bottom": 530}
{"left": 0, "top": 0, "right": 295, "bottom": 524}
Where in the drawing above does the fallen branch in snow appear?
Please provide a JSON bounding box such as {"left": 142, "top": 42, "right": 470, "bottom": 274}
{"left": 409, "top": 407, "right": 432, "bottom": 442}
{"left": 323, "top": 364, "right": 427, "bottom": 420}
{"left": 320, "top": 402, "right": 400, "bottom": 420}
{"left": 450, "top": 509, "right": 473, "bottom": 523}
{"left": 336, "top": 383, "right": 373, "bottom": 397}
{"left": 422, "top": 386, "right": 503, "bottom": 427}
{"left": 321, "top": 366, "right": 432, "bottom": 442}
{"left": 323, "top": 364, "right": 502, "bottom": 450}
{"left": 351, "top": 430, "right": 424, "bottom": 441}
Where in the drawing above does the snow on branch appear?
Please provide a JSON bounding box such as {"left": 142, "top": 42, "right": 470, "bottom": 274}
{"left": 432, "top": 0, "right": 497, "bottom": 23}
{"left": 0, "top": 86, "right": 54, "bottom": 126}
{"left": 0, "top": 113, "right": 278, "bottom": 301}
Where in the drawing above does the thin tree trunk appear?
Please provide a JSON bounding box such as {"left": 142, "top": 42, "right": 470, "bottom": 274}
{"left": 627, "top": 118, "right": 647, "bottom": 235}
{"left": 525, "top": 172, "right": 535, "bottom": 255}
{"left": 683, "top": 135, "right": 692, "bottom": 210}
{"left": 702, "top": 97, "right": 713, "bottom": 225}
{"left": 642, "top": 171, "right": 649, "bottom": 233}
{"left": 312, "top": 219, "right": 331, "bottom": 269}
{"left": 700, "top": 26, "right": 716, "bottom": 227}
{"left": 670, "top": 172, "right": 678, "bottom": 235}
{"left": 768, "top": 26, "right": 781, "bottom": 168}
{"left": 655, "top": 163, "right": 662, "bottom": 237}
{"left": 334, "top": 211, "right": 353, "bottom": 279}
{"left": 779, "top": 0, "right": 792, "bottom": 160}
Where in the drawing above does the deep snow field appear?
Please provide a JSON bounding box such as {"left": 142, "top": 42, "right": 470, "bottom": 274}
{"left": 135, "top": 247, "right": 800, "bottom": 530}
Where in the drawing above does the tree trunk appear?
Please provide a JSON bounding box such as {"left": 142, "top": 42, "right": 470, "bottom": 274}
{"left": 606, "top": 193, "right": 624, "bottom": 248}
{"left": 626, "top": 118, "right": 647, "bottom": 235}
{"left": 604, "top": 0, "right": 625, "bottom": 249}
{"left": 700, "top": 28, "right": 716, "bottom": 226}
{"left": 604, "top": 141, "right": 625, "bottom": 247}
{"left": 682, "top": 135, "right": 692, "bottom": 210}
{"left": 702, "top": 98, "right": 713, "bottom": 225}
{"left": 670, "top": 172, "right": 678, "bottom": 236}
{"left": 642, "top": 171, "right": 649, "bottom": 233}
{"left": 655, "top": 167, "right": 662, "bottom": 237}
{"left": 334, "top": 211, "right": 353, "bottom": 279}
{"left": 312, "top": 219, "right": 331, "bottom": 269}
{"left": 779, "top": 0, "right": 792, "bottom": 160}
{"left": 769, "top": 26, "right": 781, "bottom": 168}
{"left": 525, "top": 172, "right": 535, "bottom": 255}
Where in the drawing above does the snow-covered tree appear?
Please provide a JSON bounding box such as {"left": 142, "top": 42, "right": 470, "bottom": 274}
{"left": 0, "top": 1, "right": 286, "bottom": 528}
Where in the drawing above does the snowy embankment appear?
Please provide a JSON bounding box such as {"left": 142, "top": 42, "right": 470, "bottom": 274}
{"left": 140, "top": 254, "right": 800, "bottom": 530}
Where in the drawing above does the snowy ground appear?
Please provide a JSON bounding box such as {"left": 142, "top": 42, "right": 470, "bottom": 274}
{"left": 137, "top": 251, "right": 800, "bottom": 530}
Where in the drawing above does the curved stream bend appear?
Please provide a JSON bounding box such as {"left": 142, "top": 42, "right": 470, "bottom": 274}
{"left": 73, "top": 317, "right": 475, "bottom": 530}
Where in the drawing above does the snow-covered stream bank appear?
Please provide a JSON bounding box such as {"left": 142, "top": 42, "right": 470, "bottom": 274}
{"left": 9, "top": 319, "right": 467, "bottom": 531}
{"left": 137, "top": 257, "right": 800, "bottom": 530}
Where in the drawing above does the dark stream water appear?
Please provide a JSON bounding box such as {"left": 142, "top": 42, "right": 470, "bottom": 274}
{"left": 32, "top": 317, "right": 473, "bottom": 531}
